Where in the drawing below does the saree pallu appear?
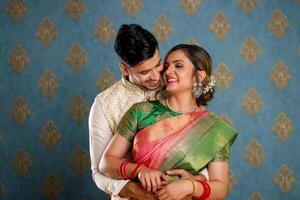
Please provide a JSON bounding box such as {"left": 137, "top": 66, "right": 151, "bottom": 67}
{"left": 132, "top": 111, "right": 237, "bottom": 177}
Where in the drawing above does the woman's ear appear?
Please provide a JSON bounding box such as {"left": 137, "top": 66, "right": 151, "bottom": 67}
{"left": 119, "top": 63, "right": 129, "bottom": 76}
{"left": 198, "top": 70, "right": 207, "bottom": 82}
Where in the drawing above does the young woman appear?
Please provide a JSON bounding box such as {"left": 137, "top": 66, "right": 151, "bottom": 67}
{"left": 100, "top": 44, "right": 237, "bottom": 200}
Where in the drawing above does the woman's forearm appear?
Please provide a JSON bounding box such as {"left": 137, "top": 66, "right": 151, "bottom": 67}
{"left": 192, "top": 180, "right": 227, "bottom": 200}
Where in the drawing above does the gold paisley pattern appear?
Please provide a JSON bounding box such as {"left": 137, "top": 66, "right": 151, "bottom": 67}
{"left": 38, "top": 69, "right": 60, "bottom": 99}
{"left": 210, "top": 12, "right": 231, "bottom": 40}
{"left": 240, "top": 36, "right": 261, "bottom": 64}
{"left": 244, "top": 139, "right": 265, "bottom": 169}
{"left": 122, "top": 0, "right": 144, "bottom": 17}
{"left": 242, "top": 88, "right": 264, "bottom": 117}
{"left": 0, "top": 183, "right": 4, "bottom": 197}
{"left": 39, "top": 121, "right": 62, "bottom": 150}
{"left": 272, "top": 113, "right": 293, "bottom": 142}
{"left": 180, "top": 0, "right": 201, "bottom": 16}
{"left": 69, "top": 146, "right": 90, "bottom": 175}
{"left": 94, "top": 16, "right": 115, "bottom": 44}
{"left": 68, "top": 95, "right": 89, "bottom": 123}
{"left": 66, "top": 43, "right": 87, "bottom": 71}
{"left": 227, "top": 170, "right": 238, "bottom": 195}
{"left": 249, "top": 192, "right": 264, "bottom": 200}
{"left": 96, "top": 67, "right": 117, "bottom": 91}
{"left": 42, "top": 173, "right": 64, "bottom": 200}
{"left": 7, "top": 43, "right": 29, "bottom": 74}
{"left": 10, "top": 97, "right": 31, "bottom": 124}
{"left": 64, "top": 0, "right": 86, "bottom": 20}
{"left": 36, "top": 17, "right": 58, "bottom": 47}
{"left": 6, "top": 0, "right": 27, "bottom": 22}
{"left": 274, "top": 164, "right": 296, "bottom": 193}
{"left": 11, "top": 149, "right": 32, "bottom": 176}
{"left": 152, "top": 15, "right": 173, "bottom": 42}
{"left": 236, "top": 0, "right": 260, "bottom": 13}
{"left": 214, "top": 63, "right": 233, "bottom": 92}
{"left": 268, "top": 9, "right": 289, "bottom": 38}
{"left": 270, "top": 60, "right": 291, "bottom": 90}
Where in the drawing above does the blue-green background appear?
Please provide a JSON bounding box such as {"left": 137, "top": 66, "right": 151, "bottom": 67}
{"left": 1, "top": 0, "right": 299, "bottom": 199}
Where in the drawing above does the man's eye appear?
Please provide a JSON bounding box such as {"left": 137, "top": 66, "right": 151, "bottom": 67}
{"left": 140, "top": 71, "right": 148, "bottom": 75}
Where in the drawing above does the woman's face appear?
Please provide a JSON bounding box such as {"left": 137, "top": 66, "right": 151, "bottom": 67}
{"left": 163, "top": 50, "right": 196, "bottom": 95}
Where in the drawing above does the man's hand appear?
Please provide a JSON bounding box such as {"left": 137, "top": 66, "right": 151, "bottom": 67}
{"left": 119, "top": 181, "right": 157, "bottom": 200}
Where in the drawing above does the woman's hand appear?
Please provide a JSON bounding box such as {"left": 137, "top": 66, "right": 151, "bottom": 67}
{"left": 167, "top": 169, "right": 207, "bottom": 181}
{"left": 138, "top": 166, "right": 168, "bottom": 193}
{"left": 156, "top": 179, "right": 193, "bottom": 200}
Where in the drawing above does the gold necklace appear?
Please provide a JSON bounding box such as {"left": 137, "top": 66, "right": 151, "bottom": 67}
{"left": 166, "top": 98, "right": 198, "bottom": 113}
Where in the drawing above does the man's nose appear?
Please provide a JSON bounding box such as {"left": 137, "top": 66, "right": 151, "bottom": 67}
{"left": 150, "top": 69, "right": 161, "bottom": 80}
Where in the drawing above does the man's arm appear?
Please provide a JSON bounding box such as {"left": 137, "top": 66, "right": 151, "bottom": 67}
{"left": 89, "top": 100, "right": 129, "bottom": 197}
{"left": 89, "top": 98, "right": 156, "bottom": 200}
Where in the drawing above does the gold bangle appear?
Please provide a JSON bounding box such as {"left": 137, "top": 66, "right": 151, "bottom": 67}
{"left": 188, "top": 179, "right": 196, "bottom": 195}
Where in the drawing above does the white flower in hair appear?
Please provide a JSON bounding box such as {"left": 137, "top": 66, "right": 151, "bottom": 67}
{"left": 202, "top": 76, "right": 216, "bottom": 94}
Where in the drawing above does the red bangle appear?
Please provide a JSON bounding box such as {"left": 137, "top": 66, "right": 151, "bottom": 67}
{"left": 195, "top": 180, "right": 211, "bottom": 200}
{"left": 119, "top": 160, "right": 129, "bottom": 179}
{"left": 130, "top": 163, "right": 144, "bottom": 179}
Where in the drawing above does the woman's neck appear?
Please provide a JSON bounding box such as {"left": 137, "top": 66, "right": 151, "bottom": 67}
{"left": 166, "top": 94, "right": 198, "bottom": 113}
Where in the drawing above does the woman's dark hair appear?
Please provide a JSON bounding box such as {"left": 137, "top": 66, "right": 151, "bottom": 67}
{"left": 162, "top": 44, "right": 214, "bottom": 106}
{"left": 114, "top": 24, "right": 158, "bottom": 67}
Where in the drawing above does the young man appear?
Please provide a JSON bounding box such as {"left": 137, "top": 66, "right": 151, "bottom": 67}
{"left": 89, "top": 24, "right": 162, "bottom": 200}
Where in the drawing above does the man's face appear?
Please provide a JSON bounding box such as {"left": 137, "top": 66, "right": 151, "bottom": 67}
{"left": 122, "top": 49, "right": 163, "bottom": 90}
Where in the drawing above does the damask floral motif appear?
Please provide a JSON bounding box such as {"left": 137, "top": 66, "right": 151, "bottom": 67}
{"left": 94, "top": 16, "right": 115, "bottom": 44}
{"left": 7, "top": 44, "right": 29, "bottom": 74}
{"left": 38, "top": 69, "right": 60, "bottom": 99}
{"left": 180, "top": 0, "right": 201, "bottom": 16}
{"left": 66, "top": 43, "right": 87, "bottom": 71}
{"left": 210, "top": 12, "right": 231, "bottom": 40}
{"left": 96, "top": 67, "right": 117, "bottom": 91}
{"left": 6, "top": 0, "right": 27, "bottom": 21}
{"left": 64, "top": 0, "right": 85, "bottom": 20}
{"left": 268, "top": 9, "right": 289, "bottom": 38}
{"left": 10, "top": 97, "right": 31, "bottom": 124}
{"left": 36, "top": 17, "right": 58, "bottom": 47}
{"left": 249, "top": 192, "right": 264, "bottom": 200}
{"left": 69, "top": 146, "right": 90, "bottom": 175}
{"left": 152, "top": 15, "right": 173, "bottom": 42}
{"left": 242, "top": 88, "right": 264, "bottom": 117}
{"left": 272, "top": 113, "right": 293, "bottom": 142}
{"left": 274, "top": 165, "right": 296, "bottom": 193}
{"left": 270, "top": 60, "right": 291, "bottom": 90}
{"left": 214, "top": 63, "right": 233, "bottom": 92}
{"left": 42, "top": 173, "right": 63, "bottom": 200}
{"left": 227, "top": 170, "right": 238, "bottom": 194}
{"left": 244, "top": 139, "right": 265, "bottom": 169}
{"left": 11, "top": 149, "right": 32, "bottom": 176}
{"left": 68, "top": 95, "right": 89, "bottom": 123}
{"left": 240, "top": 36, "right": 261, "bottom": 64}
{"left": 186, "top": 38, "right": 200, "bottom": 46}
{"left": 236, "top": 0, "right": 260, "bottom": 13}
{"left": 39, "top": 121, "right": 62, "bottom": 150}
{"left": 122, "top": 0, "right": 144, "bottom": 17}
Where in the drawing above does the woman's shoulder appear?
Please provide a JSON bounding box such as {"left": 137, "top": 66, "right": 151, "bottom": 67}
{"left": 131, "top": 100, "right": 160, "bottom": 112}
{"left": 207, "top": 112, "right": 236, "bottom": 132}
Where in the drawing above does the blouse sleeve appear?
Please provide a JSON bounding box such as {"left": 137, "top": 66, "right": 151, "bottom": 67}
{"left": 211, "top": 142, "right": 230, "bottom": 162}
{"left": 116, "top": 103, "right": 139, "bottom": 142}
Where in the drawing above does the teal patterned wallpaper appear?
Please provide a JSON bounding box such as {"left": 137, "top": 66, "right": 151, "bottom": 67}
{"left": 0, "top": 0, "right": 300, "bottom": 199}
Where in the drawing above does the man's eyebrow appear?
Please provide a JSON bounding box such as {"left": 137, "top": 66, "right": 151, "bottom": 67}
{"left": 155, "top": 59, "right": 162, "bottom": 66}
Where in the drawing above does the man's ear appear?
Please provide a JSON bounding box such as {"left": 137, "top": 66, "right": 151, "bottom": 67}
{"left": 198, "top": 70, "right": 207, "bottom": 82}
{"left": 119, "top": 63, "right": 129, "bottom": 76}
